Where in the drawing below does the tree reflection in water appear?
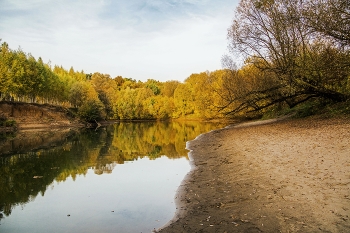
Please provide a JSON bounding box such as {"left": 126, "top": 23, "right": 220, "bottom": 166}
{"left": 0, "top": 121, "right": 225, "bottom": 224}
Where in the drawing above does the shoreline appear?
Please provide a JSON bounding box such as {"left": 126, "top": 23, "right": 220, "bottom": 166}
{"left": 156, "top": 137, "right": 200, "bottom": 231}
{"left": 160, "top": 117, "right": 290, "bottom": 229}
{"left": 157, "top": 117, "right": 350, "bottom": 232}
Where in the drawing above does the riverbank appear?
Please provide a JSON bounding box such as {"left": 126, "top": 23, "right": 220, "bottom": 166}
{"left": 0, "top": 101, "right": 84, "bottom": 131}
{"left": 157, "top": 117, "right": 350, "bottom": 232}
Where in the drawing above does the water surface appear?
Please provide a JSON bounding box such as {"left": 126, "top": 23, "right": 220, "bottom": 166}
{"left": 0, "top": 121, "right": 225, "bottom": 232}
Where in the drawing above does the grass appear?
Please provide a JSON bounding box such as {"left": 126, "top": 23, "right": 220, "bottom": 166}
{"left": 261, "top": 99, "right": 350, "bottom": 120}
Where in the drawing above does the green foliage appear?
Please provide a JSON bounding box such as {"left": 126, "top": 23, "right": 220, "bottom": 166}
{"left": 69, "top": 81, "right": 99, "bottom": 108}
{"left": 145, "top": 79, "right": 161, "bottom": 95}
{"left": 325, "top": 101, "right": 350, "bottom": 117}
{"left": 294, "top": 100, "right": 350, "bottom": 118}
{"left": 78, "top": 99, "right": 105, "bottom": 122}
{"left": 0, "top": 114, "right": 16, "bottom": 127}
{"left": 293, "top": 101, "right": 322, "bottom": 118}
{"left": 261, "top": 98, "right": 350, "bottom": 120}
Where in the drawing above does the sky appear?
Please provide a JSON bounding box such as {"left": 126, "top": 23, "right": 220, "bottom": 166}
{"left": 0, "top": 0, "right": 240, "bottom": 82}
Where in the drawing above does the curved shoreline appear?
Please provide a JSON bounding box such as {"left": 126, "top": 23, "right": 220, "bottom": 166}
{"left": 157, "top": 117, "right": 350, "bottom": 232}
{"left": 156, "top": 135, "right": 203, "bottom": 231}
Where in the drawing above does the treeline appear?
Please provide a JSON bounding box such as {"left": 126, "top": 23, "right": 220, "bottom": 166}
{"left": 1, "top": 0, "right": 349, "bottom": 121}
{"left": 0, "top": 41, "right": 230, "bottom": 121}
{"left": 219, "top": 0, "right": 350, "bottom": 116}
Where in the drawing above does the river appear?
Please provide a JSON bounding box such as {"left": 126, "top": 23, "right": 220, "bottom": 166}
{"left": 0, "top": 121, "right": 225, "bottom": 233}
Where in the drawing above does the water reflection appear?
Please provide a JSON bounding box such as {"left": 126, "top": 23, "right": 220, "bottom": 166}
{"left": 0, "top": 121, "right": 225, "bottom": 232}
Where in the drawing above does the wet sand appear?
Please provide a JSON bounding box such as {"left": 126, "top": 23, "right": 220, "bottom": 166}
{"left": 157, "top": 117, "right": 350, "bottom": 233}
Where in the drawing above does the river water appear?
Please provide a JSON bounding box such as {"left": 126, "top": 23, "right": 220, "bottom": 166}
{"left": 0, "top": 121, "right": 224, "bottom": 233}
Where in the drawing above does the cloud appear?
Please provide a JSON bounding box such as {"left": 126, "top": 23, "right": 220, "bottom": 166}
{"left": 0, "top": 0, "right": 239, "bottom": 81}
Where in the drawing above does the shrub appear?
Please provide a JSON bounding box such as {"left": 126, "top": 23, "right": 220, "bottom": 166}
{"left": 77, "top": 99, "right": 106, "bottom": 122}
{"left": 0, "top": 115, "right": 16, "bottom": 127}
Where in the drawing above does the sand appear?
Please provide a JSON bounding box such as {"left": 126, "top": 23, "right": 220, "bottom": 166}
{"left": 157, "top": 117, "right": 350, "bottom": 233}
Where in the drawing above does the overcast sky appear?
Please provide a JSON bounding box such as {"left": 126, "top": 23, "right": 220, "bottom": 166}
{"left": 0, "top": 0, "right": 239, "bottom": 82}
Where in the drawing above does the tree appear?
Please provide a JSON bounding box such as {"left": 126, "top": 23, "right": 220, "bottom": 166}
{"left": 184, "top": 71, "right": 226, "bottom": 118}
{"left": 69, "top": 81, "right": 99, "bottom": 108}
{"left": 143, "top": 96, "right": 174, "bottom": 119}
{"left": 162, "top": 80, "right": 180, "bottom": 97}
{"left": 303, "top": 0, "right": 350, "bottom": 46}
{"left": 90, "top": 73, "right": 117, "bottom": 118}
{"left": 219, "top": 59, "right": 281, "bottom": 116}
{"left": 78, "top": 99, "right": 105, "bottom": 122}
{"left": 0, "top": 42, "right": 12, "bottom": 99}
{"left": 225, "top": 0, "right": 350, "bottom": 115}
{"left": 173, "top": 83, "right": 195, "bottom": 117}
{"left": 145, "top": 79, "right": 161, "bottom": 95}
{"left": 114, "top": 88, "right": 138, "bottom": 119}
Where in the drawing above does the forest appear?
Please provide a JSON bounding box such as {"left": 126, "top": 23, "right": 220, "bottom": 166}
{"left": 0, "top": 0, "right": 349, "bottom": 121}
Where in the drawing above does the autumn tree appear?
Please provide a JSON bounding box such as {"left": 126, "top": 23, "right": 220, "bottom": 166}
{"left": 303, "top": 0, "right": 350, "bottom": 46}
{"left": 224, "top": 0, "right": 350, "bottom": 115}
{"left": 173, "top": 83, "right": 195, "bottom": 117}
{"left": 185, "top": 72, "right": 227, "bottom": 118}
{"left": 144, "top": 95, "right": 174, "bottom": 119}
{"left": 78, "top": 99, "right": 105, "bottom": 122}
{"left": 162, "top": 80, "right": 180, "bottom": 97}
{"left": 90, "top": 73, "right": 117, "bottom": 118}
{"left": 145, "top": 79, "right": 161, "bottom": 95}
{"left": 0, "top": 42, "right": 12, "bottom": 99}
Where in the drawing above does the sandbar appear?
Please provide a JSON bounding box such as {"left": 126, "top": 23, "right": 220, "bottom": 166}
{"left": 157, "top": 117, "right": 350, "bottom": 233}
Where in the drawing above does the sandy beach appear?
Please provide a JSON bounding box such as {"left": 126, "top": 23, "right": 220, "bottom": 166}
{"left": 157, "top": 117, "right": 350, "bottom": 233}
